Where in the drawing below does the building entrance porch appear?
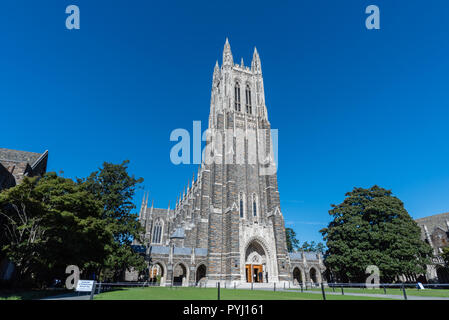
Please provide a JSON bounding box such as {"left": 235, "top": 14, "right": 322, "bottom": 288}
{"left": 245, "top": 264, "right": 263, "bottom": 283}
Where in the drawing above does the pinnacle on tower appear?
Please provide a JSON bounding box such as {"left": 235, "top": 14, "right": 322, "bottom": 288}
{"left": 139, "top": 191, "right": 146, "bottom": 218}
{"left": 251, "top": 46, "right": 262, "bottom": 73}
{"left": 145, "top": 192, "right": 149, "bottom": 210}
{"left": 223, "top": 37, "right": 233, "bottom": 66}
{"left": 213, "top": 60, "right": 220, "bottom": 82}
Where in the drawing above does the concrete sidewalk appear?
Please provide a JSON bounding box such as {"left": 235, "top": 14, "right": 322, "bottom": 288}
{"left": 40, "top": 292, "right": 91, "bottom": 300}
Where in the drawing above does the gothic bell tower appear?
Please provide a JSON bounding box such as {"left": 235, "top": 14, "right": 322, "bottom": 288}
{"left": 204, "top": 39, "right": 291, "bottom": 285}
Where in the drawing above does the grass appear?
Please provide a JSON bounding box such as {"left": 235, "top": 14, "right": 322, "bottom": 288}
{"left": 93, "top": 287, "right": 395, "bottom": 300}
{"left": 0, "top": 289, "right": 70, "bottom": 300}
{"left": 304, "top": 287, "right": 449, "bottom": 298}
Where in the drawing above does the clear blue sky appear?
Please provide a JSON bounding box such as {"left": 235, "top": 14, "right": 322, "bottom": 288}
{"left": 1, "top": 1, "right": 449, "bottom": 244}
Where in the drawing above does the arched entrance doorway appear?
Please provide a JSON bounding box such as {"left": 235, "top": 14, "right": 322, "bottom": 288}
{"left": 310, "top": 267, "right": 318, "bottom": 283}
{"left": 196, "top": 264, "right": 207, "bottom": 284}
{"left": 149, "top": 263, "right": 164, "bottom": 284}
{"left": 293, "top": 267, "right": 303, "bottom": 285}
{"left": 245, "top": 240, "right": 267, "bottom": 283}
{"left": 173, "top": 263, "right": 187, "bottom": 286}
{"left": 437, "top": 267, "right": 449, "bottom": 283}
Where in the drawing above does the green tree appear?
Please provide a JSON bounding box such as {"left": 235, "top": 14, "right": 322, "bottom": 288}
{"left": 285, "top": 228, "right": 300, "bottom": 252}
{"left": 300, "top": 241, "right": 326, "bottom": 254}
{"left": 442, "top": 247, "right": 449, "bottom": 266}
{"left": 0, "top": 173, "right": 112, "bottom": 288}
{"left": 81, "top": 160, "right": 146, "bottom": 281}
{"left": 320, "top": 185, "right": 432, "bottom": 283}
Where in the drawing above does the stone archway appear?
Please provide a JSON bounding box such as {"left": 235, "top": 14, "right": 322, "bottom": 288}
{"left": 149, "top": 261, "right": 166, "bottom": 285}
{"left": 437, "top": 267, "right": 449, "bottom": 284}
{"left": 173, "top": 263, "right": 188, "bottom": 286}
{"left": 309, "top": 267, "right": 319, "bottom": 283}
{"left": 292, "top": 267, "right": 303, "bottom": 285}
{"left": 196, "top": 264, "right": 207, "bottom": 284}
{"left": 149, "top": 263, "right": 164, "bottom": 283}
{"left": 245, "top": 240, "right": 268, "bottom": 283}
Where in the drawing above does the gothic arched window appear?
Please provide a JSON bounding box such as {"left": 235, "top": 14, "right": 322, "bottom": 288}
{"left": 246, "top": 85, "right": 252, "bottom": 114}
{"left": 234, "top": 82, "right": 241, "bottom": 112}
{"left": 152, "top": 220, "right": 163, "bottom": 244}
{"left": 252, "top": 194, "right": 257, "bottom": 217}
{"left": 238, "top": 193, "right": 245, "bottom": 218}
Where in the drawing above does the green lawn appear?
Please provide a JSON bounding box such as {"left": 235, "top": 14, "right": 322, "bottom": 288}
{"left": 0, "top": 289, "right": 70, "bottom": 300}
{"left": 305, "top": 287, "right": 449, "bottom": 298}
{"left": 93, "top": 287, "right": 395, "bottom": 300}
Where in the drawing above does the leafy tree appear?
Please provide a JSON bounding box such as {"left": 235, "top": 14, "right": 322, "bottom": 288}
{"left": 320, "top": 185, "right": 432, "bottom": 283}
{"left": 316, "top": 242, "right": 326, "bottom": 255}
{"left": 0, "top": 173, "right": 112, "bottom": 288}
{"left": 285, "top": 228, "right": 300, "bottom": 252}
{"left": 442, "top": 247, "right": 449, "bottom": 266}
{"left": 81, "top": 160, "right": 146, "bottom": 281}
{"left": 301, "top": 241, "right": 326, "bottom": 254}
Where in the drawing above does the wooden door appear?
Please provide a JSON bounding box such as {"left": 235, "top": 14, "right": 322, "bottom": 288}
{"left": 245, "top": 265, "right": 251, "bottom": 282}
{"left": 253, "top": 265, "right": 263, "bottom": 283}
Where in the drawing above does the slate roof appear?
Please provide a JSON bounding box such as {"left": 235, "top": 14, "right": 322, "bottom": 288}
{"left": 289, "top": 252, "right": 303, "bottom": 261}
{"left": 174, "top": 247, "right": 191, "bottom": 255}
{"left": 195, "top": 248, "right": 208, "bottom": 256}
{"left": 0, "top": 148, "right": 46, "bottom": 167}
{"left": 150, "top": 246, "right": 170, "bottom": 254}
{"left": 170, "top": 227, "right": 185, "bottom": 239}
{"left": 304, "top": 252, "right": 319, "bottom": 260}
{"left": 289, "top": 251, "right": 321, "bottom": 261}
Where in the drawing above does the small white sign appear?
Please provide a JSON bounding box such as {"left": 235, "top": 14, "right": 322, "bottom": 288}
{"left": 76, "top": 280, "right": 94, "bottom": 292}
{"left": 417, "top": 282, "right": 425, "bottom": 290}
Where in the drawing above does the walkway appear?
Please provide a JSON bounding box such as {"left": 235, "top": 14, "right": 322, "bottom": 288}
{"left": 40, "top": 292, "right": 91, "bottom": 300}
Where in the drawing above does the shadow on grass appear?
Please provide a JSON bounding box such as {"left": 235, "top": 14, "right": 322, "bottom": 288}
{"left": 0, "top": 289, "right": 71, "bottom": 300}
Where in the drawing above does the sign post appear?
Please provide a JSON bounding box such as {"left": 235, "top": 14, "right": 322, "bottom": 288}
{"left": 75, "top": 280, "right": 95, "bottom": 300}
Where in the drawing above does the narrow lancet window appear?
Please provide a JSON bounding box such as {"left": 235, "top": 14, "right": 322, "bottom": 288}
{"left": 253, "top": 201, "right": 257, "bottom": 216}
{"left": 235, "top": 82, "right": 241, "bottom": 111}
{"left": 246, "top": 85, "right": 252, "bottom": 114}
{"left": 152, "top": 221, "right": 163, "bottom": 243}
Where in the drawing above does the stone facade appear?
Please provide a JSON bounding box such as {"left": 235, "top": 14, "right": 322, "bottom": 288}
{"left": 416, "top": 212, "right": 449, "bottom": 283}
{"left": 126, "top": 40, "right": 325, "bottom": 287}
{"left": 0, "top": 148, "right": 48, "bottom": 191}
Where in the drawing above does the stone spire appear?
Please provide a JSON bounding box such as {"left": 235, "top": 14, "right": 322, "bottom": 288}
{"left": 251, "top": 46, "right": 262, "bottom": 74}
{"left": 144, "top": 192, "right": 149, "bottom": 211}
{"left": 223, "top": 38, "right": 233, "bottom": 66}
{"left": 213, "top": 60, "right": 220, "bottom": 83}
{"left": 139, "top": 191, "right": 146, "bottom": 219}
